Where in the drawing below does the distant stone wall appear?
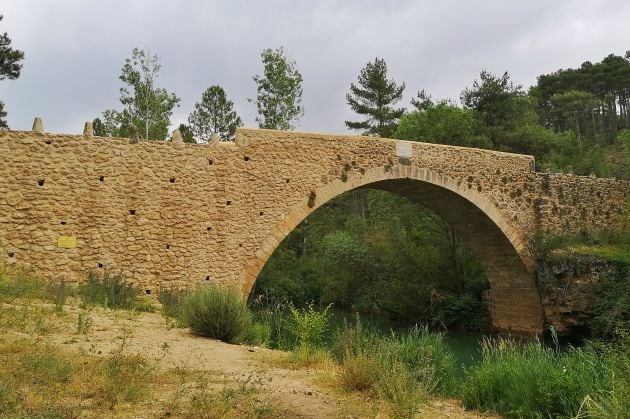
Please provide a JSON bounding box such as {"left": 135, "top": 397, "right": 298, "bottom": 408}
{"left": 0, "top": 124, "right": 628, "bottom": 335}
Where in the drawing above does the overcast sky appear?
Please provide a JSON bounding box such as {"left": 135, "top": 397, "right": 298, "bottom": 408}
{"left": 1, "top": 0, "right": 629, "bottom": 135}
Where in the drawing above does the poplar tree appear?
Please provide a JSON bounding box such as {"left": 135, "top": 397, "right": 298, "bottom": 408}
{"left": 101, "top": 48, "right": 180, "bottom": 140}
{"left": 252, "top": 46, "right": 303, "bottom": 130}
{"left": 345, "top": 58, "right": 405, "bottom": 137}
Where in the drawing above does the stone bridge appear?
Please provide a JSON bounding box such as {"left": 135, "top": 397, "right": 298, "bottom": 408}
{"left": 1, "top": 122, "right": 628, "bottom": 335}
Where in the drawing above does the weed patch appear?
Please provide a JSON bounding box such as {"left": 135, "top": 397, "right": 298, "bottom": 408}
{"left": 79, "top": 271, "right": 142, "bottom": 310}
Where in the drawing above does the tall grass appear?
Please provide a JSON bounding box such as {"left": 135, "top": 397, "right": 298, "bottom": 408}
{"left": 335, "top": 316, "right": 456, "bottom": 416}
{"left": 157, "top": 287, "right": 186, "bottom": 321}
{"left": 0, "top": 266, "right": 44, "bottom": 302}
{"left": 182, "top": 285, "right": 252, "bottom": 343}
{"left": 458, "top": 336, "right": 613, "bottom": 417}
{"left": 79, "top": 271, "right": 142, "bottom": 310}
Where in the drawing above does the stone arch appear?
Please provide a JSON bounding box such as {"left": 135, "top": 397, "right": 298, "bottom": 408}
{"left": 241, "top": 164, "right": 543, "bottom": 335}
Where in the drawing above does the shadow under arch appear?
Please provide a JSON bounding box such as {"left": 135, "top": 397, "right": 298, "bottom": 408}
{"left": 241, "top": 164, "right": 542, "bottom": 336}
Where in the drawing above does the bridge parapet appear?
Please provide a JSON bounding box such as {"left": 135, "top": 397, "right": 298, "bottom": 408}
{"left": 1, "top": 126, "right": 628, "bottom": 335}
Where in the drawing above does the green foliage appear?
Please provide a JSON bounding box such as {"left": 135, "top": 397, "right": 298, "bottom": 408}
{"left": 76, "top": 312, "right": 92, "bottom": 335}
{"left": 579, "top": 329, "right": 630, "bottom": 418}
{"left": 337, "top": 318, "right": 454, "bottom": 416}
{"left": 244, "top": 322, "right": 272, "bottom": 346}
{"left": 459, "top": 337, "right": 614, "bottom": 417}
{"left": 249, "top": 293, "right": 294, "bottom": 349}
{"left": 536, "top": 53, "right": 630, "bottom": 143}
{"left": 255, "top": 189, "right": 489, "bottom": 329}
{"left": 590, "top": 268, "right": 630, "bottom": 339}
{"left": 79, "top": 271, "right": 142, "bottom": 310}
{"left": 182, "top": 285, "right": 252, "bottom": 343}
{"left": 46, "top": 280, "right": 72, "bottom": 314}
{"left": 176, "top": 123, "right": 196, "bottom": 143}
{"left": 21, "top": 348, "right": 73, "bottom": 385}
{"left": 0, "top": 267, "right": 43, "bottom": 302}
{"left": 394, "top": 102, "right": 491, "bottom": 148}
{"left": 284, "top": 302, "right": 331, "bottom": 361}
{"left": 0, "top": 14, "right": 24, "bottom": 128}
{"left": 157, "top": 287, "right": 186, "bottom": 323}
{"left": 345, "top": 57, "right": 405, "bottom": 137}
{"left": 382, "top": 325, "right": 456, "bottom": 394}
{"left": 101, "top": 47, "right": 180, "bottom": 140}
{"left": 252, "top": 46, "right": 303, "bottom": 130}
{"left": 188, "top": 85, "right": 243, "bottom": 142}
{"left": 102, "top": 351, "right": 152, "bottom": 408}
{"left": 436, "top": 295, "right": 489, "bottom": 332}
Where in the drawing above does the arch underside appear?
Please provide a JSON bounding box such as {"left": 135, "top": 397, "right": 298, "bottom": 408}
{"left": 366, "top": 179, "right": 542, "bottom": 335}
{"left": 244, "top": 167, "right": 543, "bottom": 335}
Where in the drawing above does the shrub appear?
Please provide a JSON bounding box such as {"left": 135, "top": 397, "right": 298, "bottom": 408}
{"left": 375, "top": 359, "right": 427, "bottom": 418}
{"left": 579, "top": 330, "right": 630, "bottom": 418}
{"left": 284, "top": 302, "right": 331, "bottom": 361}
{"left": 46, "top": 280, "right": 73, "bottom": 314}
{"left": 182, "top": 285, "right": 252, "bottom": 343}
{"left": 79, "top": 271, "right": 141, "bottom": 310}
{"left": 590, "top": 268, "right": 630, "bottom": 338}
{"left": 339, "top": 351, "right": 381, "bottom": 391}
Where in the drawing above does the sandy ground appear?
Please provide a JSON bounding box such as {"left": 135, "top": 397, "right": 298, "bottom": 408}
{"left": 44, "top": 303, "right": 496, "bottom": 418}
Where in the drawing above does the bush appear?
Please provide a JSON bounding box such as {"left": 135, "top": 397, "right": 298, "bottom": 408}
{"left": 182, "top": 285, "right": 252, "bottom": 343}
{"left": 339, "top": 351, "right": 381, "bottom": 391}
{"left": 79, "top": 271, "right": 141, "bottom": 310}
{"left": 284, "top": 302, "right": 331, "bottom": 361}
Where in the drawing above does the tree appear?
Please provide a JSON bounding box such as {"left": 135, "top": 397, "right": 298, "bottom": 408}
{"left": 188, "top": 85, "right": 242, "bottom": 142}
{"left": 252, "top": 46, "right": 303, "bottom": 130}
{"left": 101, "top": 48, "right": 180, "bottom": 140}
{"left": 461, "top": 70, "right": 525, "bottom": 131}
{"left": 176, "top": 123, "right": 196, "bottom": 144}
{"left": 0, "top": 15, "right": 25, "bottom": 128}
{"left": 549, "top": 90, "right": 598, "bottom": 147}
{"left": 411, "top": 89, "right": 433, "bottom": 111}
{"left": 394, "top": 102, "right": 491, "bottom": 148}
{"left": 345, "top": 58, "right": 405, "bottom": 137}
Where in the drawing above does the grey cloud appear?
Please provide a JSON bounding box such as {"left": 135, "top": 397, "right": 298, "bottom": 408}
{"left": 1, "top": 0, "right": 629, "bottom": 135}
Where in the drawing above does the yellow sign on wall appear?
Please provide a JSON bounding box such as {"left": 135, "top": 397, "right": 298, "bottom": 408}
{"left": 57, "top": 236, "right": 77, "bottom": 248}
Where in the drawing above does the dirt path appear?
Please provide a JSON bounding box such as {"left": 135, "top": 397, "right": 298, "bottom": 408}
{"left": 43, "top": 304, "right": 494, "bottom": 418}
{"left": 49, "top": 304, "right": 337, "bottom": 418}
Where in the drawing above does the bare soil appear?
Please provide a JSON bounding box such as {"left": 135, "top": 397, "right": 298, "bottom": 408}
{"left": 44, "top": 302, "right": 495, "bottom": 418}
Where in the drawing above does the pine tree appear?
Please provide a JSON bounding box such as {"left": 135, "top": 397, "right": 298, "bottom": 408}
{"left": 0, "top": 15, "right": 25, "bottom": 128}
{"left": 345, "top": 58, "right": 405, "bottom": 137}
{"left": 188, "top": 85, "right": 242, "bottom": 142}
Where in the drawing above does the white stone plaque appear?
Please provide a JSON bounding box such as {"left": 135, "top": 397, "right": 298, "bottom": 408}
{"left": 396, "top": 142, "right": 413, "bottom": 158}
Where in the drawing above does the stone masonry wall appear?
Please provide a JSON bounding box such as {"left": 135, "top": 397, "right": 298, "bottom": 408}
{"left": 0, "top": 126, "right": 628, "bottom": 335}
